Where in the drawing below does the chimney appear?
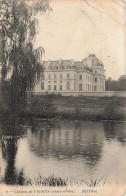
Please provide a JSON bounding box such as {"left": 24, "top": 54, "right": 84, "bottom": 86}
{"left": 48, "top": 60, "right": 51, "bottom": 66}
{"left": 59, "top": 59, "right": 62, "bottom": 65}
{"left": 70, "top": 59, "right": 74, "bottom": 65}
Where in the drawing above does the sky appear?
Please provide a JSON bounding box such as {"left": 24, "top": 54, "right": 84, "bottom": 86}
{"left": 34, "top": 0, "right": 126, "bottom": 79}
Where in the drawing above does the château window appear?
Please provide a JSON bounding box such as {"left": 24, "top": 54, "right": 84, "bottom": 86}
{"left": 90, "top": 85, "right": 91, "bottom": 91}
{"left": 48, "top": 85, "right": 51, "bottom": 90}
{"left": 67, "top": 74, "right": 70, "bottom": 79}
{"left": 67, "top": 65, "right": 71, "bottom": 69}
{"left": 67, "top": 82, "right": 70, "bottom": 90}
{"left": 54, "top": 74, "right": 57, "bottom": 79}
{"left": 95, "top": 78, "right": 97, "bottom": 82}
{"left": 79, "top": 75, "right": 82, "bottom": 80}
{"left": 58, "top": 130, "right": 61, "bottom": 137}
{"left": 48, "top": 74, "right": 51, "bottom": 79}
{"left": 41, "top": 82, "right": 44, "bottom": 90}
{"left": 54, "top": 66, "right": 58, "bottom": 70}
{"left": 54, "top": 85, "right": 56, "bottom": 90}
{"left": 79, "top": 84, "right": 82, "bottom": 91}
{"left": 94, "top": 86, "right": 97, "bottom": 91}
{"left": 60, "top": 74, "right": 63, "bottom": 79}
{"left": 49, "top": 66, "right": 52, "bottom": 70}
{"left": 74, "top": 82, "right": 76, "bottom": 91}
{"left": 60, "top": 85, "right": 62, "bottom": 91}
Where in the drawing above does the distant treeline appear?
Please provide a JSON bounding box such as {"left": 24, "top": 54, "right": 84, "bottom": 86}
{"left": 105, "top": 75, "right": 126, "bottom": 91}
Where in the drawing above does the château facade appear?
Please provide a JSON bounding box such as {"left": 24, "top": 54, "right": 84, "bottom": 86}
{"left": 34, "top": 54, "right": 106, "bottom": 93}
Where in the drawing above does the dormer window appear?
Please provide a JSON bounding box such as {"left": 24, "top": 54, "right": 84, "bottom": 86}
{"left": 67, "top": 65, "right": 71, "bottom": 69}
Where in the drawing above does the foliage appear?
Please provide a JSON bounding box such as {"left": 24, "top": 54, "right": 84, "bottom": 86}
{"left": 105, "top": 75, "right": 126, "bottom": 91}
{"left": 80, "top": 177, "right": 106, "bottom": 187}
{"left": 26, "top": 95, "right": 125, "bottom": 120}
{"left": 117, "top": 75, "right": 126, "bottom": 91}
{"left": 0, "top": 0, "right": 51, "bottom": 114}
{"left": 29, "top": 94, "right": 57, "bottom": 116}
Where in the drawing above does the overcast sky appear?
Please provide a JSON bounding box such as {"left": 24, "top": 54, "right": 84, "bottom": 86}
{"left": 34, "top": 0, "right": 126, "bottom": 79}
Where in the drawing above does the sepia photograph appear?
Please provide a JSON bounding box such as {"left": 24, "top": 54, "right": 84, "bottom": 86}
{"left": 0, "top": 0, "right": 126, "bottom": 195}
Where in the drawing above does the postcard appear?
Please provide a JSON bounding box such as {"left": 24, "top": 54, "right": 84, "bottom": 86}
{"left": 0, "top": 0, "right": 126, "bottom": 196}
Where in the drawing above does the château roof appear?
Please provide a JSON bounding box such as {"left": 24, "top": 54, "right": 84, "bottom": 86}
{"left": 83, "top": 54, "right": 104, "bottom": 68}
{"left": 42, "top": 54, "right": 103, "bottom": 72}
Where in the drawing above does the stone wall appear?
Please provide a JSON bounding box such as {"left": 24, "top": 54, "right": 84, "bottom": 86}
{"left": 32, "top": 91, "right": 126, "bottom": 97}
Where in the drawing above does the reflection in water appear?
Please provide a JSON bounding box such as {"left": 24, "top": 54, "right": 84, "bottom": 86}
{"left": 103, "top": 121, "right": 126, "bottom": 144}
{"left": 3, "top": 138, "right": 18, "bottom": 184}
{"left": 0, "top": 117, "right": 26, "bottom": 185}
{"left": 0, "top": 118, "right": 126, "bottom": 185}
{"left": 27, "top": 121, "right": 104, "bottom": 167}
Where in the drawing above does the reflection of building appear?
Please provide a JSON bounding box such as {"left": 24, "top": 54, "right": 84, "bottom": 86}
{"left": 27, "top": 120, "right": 105, "bottom": 166}
{"left": 34, "top": 54, "right": 106, "bottom": 93}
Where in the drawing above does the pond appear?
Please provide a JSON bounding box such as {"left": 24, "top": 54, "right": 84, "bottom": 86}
{"left": 0, "top": 119, "right": 126, "bottom": 186}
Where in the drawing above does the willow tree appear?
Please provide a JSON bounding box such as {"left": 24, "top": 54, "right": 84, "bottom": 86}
{"left": 0, "top": 0, "right": 51, "bottom": 115}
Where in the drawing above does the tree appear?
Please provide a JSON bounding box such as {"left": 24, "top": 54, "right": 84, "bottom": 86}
{"left": 105, "top": 75, "right": 126, "bottom": 91}
{"left": 0, "top": 0, "right": 51, "bottom": 115}
{"left": 117, "top": 75, "right": 126, "bottom": 91}
{"left": 105, "top": 77, "right": 118, "bottom": 91}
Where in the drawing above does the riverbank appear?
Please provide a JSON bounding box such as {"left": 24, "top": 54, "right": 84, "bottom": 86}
{"left": 24, "top": 94, "right": 126, "bottom": 121}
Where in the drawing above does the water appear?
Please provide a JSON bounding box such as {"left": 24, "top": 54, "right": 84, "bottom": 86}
{"left": 0, "top": 119, "right": 126, "bottom": 186}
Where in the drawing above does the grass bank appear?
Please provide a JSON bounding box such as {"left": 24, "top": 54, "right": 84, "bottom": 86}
{"left": 24, "top": 94, "right": 126, "bottom": 121}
